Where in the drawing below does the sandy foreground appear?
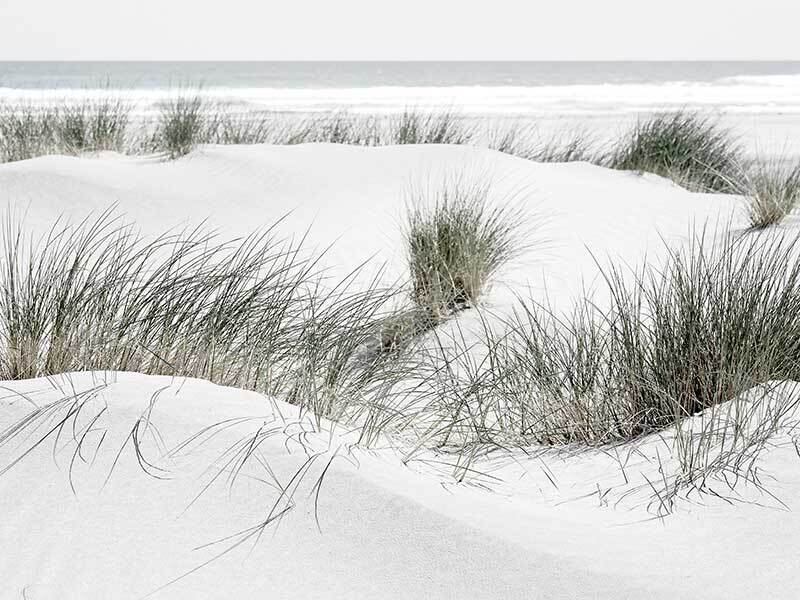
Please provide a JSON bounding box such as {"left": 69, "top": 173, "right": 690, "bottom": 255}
{"left": 0, "top": 144, "right": 799, "bottom": 599}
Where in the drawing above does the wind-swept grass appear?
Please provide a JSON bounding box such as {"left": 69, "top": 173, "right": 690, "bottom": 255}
{"left": 1, "top": 202, "right": 799, "bottom": 512}
{"left": 405, "top": 178, "right": 525, "bottom": 320}
{"left": 0, "top": 99, "right": 130, "bottom": 162}
{"left": 737, "top": 158, "right": 800, "bottom": 228}
{"left": 488, "top": 123, "right": 598, "bottom": 163}
{"left": 152, "top": 95, "right": 206, "bottom": 158}
{"left": 486, "top": 229, "right": 800, "bottom": 444}
{"left": 204, "top": 109, "right": 275, "bottom": 145}
{"left": 0, "top": 210, "right": 306, "bottom": 381}
{"left": 371, "top": 224, "right": 800, "bottom": 506}
{"left": 0, "top": 210, "right": 413, "bottom": 421}
{"left": 57, "top": 99, "right": 130, "bottom": 153}
{"left": 391, "top": 109, "right": 474, "bottom": 145}
{"left": 610, "top": 111, "right": 744, "bottom": 192}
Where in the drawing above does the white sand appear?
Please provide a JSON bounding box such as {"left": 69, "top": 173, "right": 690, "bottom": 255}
{"left": 1, "top": 144, "right": 799, "bottom": 599}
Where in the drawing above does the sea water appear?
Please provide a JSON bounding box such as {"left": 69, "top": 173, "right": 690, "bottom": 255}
{"left": 2, "top": 61, "right": 800, "bottom": 116}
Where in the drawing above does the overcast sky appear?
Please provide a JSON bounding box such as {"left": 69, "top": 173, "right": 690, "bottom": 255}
{"left": 2, "top": 0, "right": 799, "bottom": 61}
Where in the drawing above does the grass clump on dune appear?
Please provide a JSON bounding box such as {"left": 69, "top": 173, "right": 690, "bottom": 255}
{"left": 57, "top": 99, "right": 130, "bottom": 154}
{"left": 0, "top": 105, "right": 58, "bottom": 163}
{"left": 152, "top": 95, "right": 206, "bottom": 158}
{"left": 488, "top": 229, "right": 800, "bottom": 445}
{"left": 610, "top": 111, "right": 743, "bottom": 192}
{"left": 737, "top": 158, "right": 800, "bottom": 229}
{"left": 405, "top": 178, "right": 524, "bottom": 320}
{"left": 391, "top": 109, "right": 474, "bottom": 145}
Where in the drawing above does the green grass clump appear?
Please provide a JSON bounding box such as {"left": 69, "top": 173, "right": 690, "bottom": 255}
{"left": 57, "top": 99, "right": 130, "bottom": 153}
{"left": 0, "top": 99, "right": 130, "bottom": 162}
{"left": 0, "top": 105, "right": 59, "bottom": 162}
{"left": 153, "top": 95, "right": 206, "bottom": 158}
{"left": 405, "top": 179, "right": 523, "bottom": 319}
{"left": 489, "top": 230, "right": 800, "bottom": 445}
{"left": 610, "top": 111, "right": 743, "bottom": 192}
{"left": 391, "top": 110, "right": 474, "bottom": 145}
{"left": 738, "top": 158, "right": 800, "bottom": 228}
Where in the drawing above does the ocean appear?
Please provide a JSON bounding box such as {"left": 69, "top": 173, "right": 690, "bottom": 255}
{"left": 2, "top": 61, "right": 800, "bottom": 117}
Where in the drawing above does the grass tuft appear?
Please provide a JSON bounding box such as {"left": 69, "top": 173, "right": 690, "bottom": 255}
{"left": 391, "top": 109, "right": 474, "bottom": 145}
{"left": 738, "top": 158, "right": 800, "bottom": 229}
{"left": 153, "top": 95, "right": 206, "bottom": 158}
{"left": 610, "top": 111, "right": 743, "bottom": 192}
{"left": 405, "top": 178, "right": 524, "bottom": 319}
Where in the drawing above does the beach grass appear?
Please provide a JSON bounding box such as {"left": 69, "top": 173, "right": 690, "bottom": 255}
{"left": 0, "top": 209, "right": 420, "bottom": 427}
{"left": 480, "top": 227, "right": 800, "bottom": 440}
{"left": 2, "top": 96, "right": 800, "bottom": 508}
{"left": 488, "top": 123, "right": 598, "bottom": 163}
{"left": 737, "top": 157, "right": 800, "bottom": 228}
{"left": 405, "top": 177, "right": 525, "bottom": 320}
{"left": 0, "top": 198, "right": 798, "bottom": 510}
{"left": 0, "top": 99, "right": 130, "bottom": 162}
{"left": 391, "top": 109, "right": 475, "bottom": 145}
{"left": 152, "top": 95, "right": 206, "bottom": 158}
{"left": 609, "top": 111, "right": 743, "bottom": 192}
{"left": 0, "top": 96, "right": 772, "bottom": 201}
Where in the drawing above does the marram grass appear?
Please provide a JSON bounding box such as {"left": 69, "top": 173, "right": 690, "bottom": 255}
{"left": 405, "top": 177, "right": 526, "bottom": 320}
{"left": 610, "top": 111, "right": 744, "bottom": 193}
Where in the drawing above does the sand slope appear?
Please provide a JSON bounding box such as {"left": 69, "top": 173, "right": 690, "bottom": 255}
{"left": 2, "top": 372, "right": 800, "bottom": 599}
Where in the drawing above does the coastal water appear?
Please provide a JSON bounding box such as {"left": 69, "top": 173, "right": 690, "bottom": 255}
{"left": 2, "top": 61, "right": 800, "bottom": 117}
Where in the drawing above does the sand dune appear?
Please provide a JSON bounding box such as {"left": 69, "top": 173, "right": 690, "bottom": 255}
{"left": 1, "top": 145, "right": 798, "bottom": 599}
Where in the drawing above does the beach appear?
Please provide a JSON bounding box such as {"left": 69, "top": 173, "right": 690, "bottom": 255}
{"left": 2, "top": 62, "right": 800, "bottom": 599}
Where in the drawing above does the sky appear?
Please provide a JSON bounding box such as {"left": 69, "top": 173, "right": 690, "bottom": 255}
{"left": 1, "top": 0, "right": 799, "bottom": 61}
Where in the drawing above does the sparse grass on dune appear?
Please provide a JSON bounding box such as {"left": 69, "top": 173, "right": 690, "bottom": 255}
{"left": 4, "top": 96, "right": 795, "bottom": 215}
{"left": 0, "top": 99, "right": 130, "bottom": 162}
{"left": 391, "top": 109, "right": 475, "bottom": 145}
{"left": 204, "top": 108, "right": 276, "bottom": 145}
{"left": 300, "top": 111, "right": 382, "bottom": 145}
{"left": 488, "top": 123, "right": 599, "bottom": 163}
{"left": 610, "top": 111, "right": 744, "bottom": 192}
